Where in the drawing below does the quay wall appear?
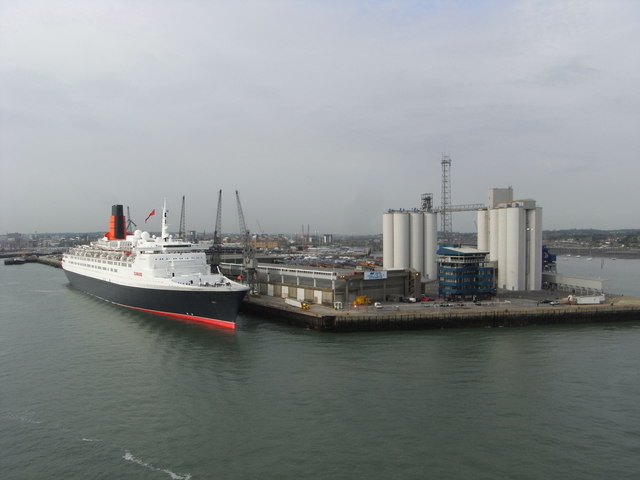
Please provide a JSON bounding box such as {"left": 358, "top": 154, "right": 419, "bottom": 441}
{"left": 240, "top": 296, "right": 640, "bottom": 332}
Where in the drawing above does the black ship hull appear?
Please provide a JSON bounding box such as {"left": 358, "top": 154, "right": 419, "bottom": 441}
{"left": 64, "top": 270, "right": 247, "bottom": 329}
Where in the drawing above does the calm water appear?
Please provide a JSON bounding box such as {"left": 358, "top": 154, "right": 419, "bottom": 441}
{"left": 2, "top": 260, "right": 640, "bottom": 479}
{"left": 556, "top": 255, "right": 639, "bottom": 297}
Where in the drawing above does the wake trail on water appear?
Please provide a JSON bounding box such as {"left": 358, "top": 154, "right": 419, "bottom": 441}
{"left": 3, "top": 410, "right": 193, "bottom": 479}
{"left": 123, "top": 451, "right": 192, "bottom": 480}
{"left": 2, "top": 410, "right": 43, "bottom": 424}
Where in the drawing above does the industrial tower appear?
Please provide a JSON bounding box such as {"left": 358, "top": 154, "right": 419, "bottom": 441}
{"left": 440, "top": 154, "right": 452, "bottom": 242}
{"left": 432, "top": 155, "right": 483, "bottom": 242}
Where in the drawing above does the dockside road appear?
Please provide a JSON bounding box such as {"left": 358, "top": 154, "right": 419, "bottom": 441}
{"left": 240, "top": 294, "right": 640, "bottom": 332}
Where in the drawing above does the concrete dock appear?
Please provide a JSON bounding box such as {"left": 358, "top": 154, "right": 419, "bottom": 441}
{"left": 35, "top": 255, "right": 62, "bottom": 268}
{"left": 25, "top": 255, "right": 640, "bottom": 332}
{"left": 241, "top": 294, "right": 640, "bottom": 332}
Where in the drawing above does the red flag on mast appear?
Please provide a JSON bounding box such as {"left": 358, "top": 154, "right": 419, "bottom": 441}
{"left": 145, "top": 209, "right": 156, "bottom": 223}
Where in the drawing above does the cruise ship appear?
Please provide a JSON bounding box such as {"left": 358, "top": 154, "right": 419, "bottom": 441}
{"left": 62, "top": 203, "right": 249, "bottom": 329}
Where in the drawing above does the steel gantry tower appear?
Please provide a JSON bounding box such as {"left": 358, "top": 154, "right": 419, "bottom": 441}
{"left": 428, "top": 155, "right": 484, "bottom": 243}
{"left": 440, "top": 154, "right": 452, "bottom": 242}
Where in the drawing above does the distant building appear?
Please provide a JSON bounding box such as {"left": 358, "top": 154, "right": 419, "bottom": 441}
{"left": 253, "top": 237, "right": 286, "bottom": 250}
{"left": 1, "top": 233, "right": 31, "bottom": 251}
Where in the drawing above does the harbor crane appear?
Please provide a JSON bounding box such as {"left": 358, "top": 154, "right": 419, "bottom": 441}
{"left": 178, "top": 195, "right": 186, "bottom": 239}
{"left": 209, "top": 190, "right": 223, "bottom": 269}
{"left": 235, "top": 190, "right": 257, "bottom": 289}
{"left": 126, "top": 206, "right": 137, "bottom": 233}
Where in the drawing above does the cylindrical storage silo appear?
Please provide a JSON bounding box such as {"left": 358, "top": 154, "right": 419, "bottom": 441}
{"left": 477, "top": 209, "right": 489, "bottom": 251}
{"left": 489, "top": 208, "right": 500, "bottom": 262}
{"left": 423, "top": 212, "right": 438, "bottom": 280}
{"left": 382, "top": 212, "right": 395, "bottom": 269}
{"left": 527, "top": 207, "right": 543, "bottom": 290}
{"left": 497, "top": 208, "right": 508, "bottom": 288}
{"left": 410, "top": 211, "right": 424, "bottom": 275}
{"left": 393, "top": 211, "right": 410, "bottom": 269}
{"left": 506, "top": 207, "right": 526, "bottom": 290}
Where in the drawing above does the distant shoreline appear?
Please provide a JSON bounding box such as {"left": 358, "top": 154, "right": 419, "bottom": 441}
{"left": 546, "top": 246, "right": 640, "bottom": 259}
{"left": 3, "top": 246, "right": 640, "bottom": 260}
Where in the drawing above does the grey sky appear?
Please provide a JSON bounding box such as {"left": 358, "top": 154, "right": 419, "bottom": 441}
{"left": 1, "top": 0, "right": 639, "bottom": 235}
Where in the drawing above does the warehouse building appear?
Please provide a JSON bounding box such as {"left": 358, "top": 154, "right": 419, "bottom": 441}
{"left": 221, "top": 263, "right": 421, "bottom": 307}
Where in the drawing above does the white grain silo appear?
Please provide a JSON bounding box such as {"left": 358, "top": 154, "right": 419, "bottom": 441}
{"left": 488, "top": 208, "right": 500, "bottom": 262}
{"left": 393, "top": 211, "right": 410, "bottom": 269}
{"left": 527, "top": 207, "right": 543, "bottom": 290}
{"left": 477, "top": 209, "right": 489, "bottom": 252}
{"left": 410, "top": 211, "right": 424, "bottom": 274}
{"left": 479, "top": 188, "right": 544, "bottom": 292}
{"left": 497, "top": 208, "right": 508, "bottom": 288}
{"left": 382, "top": 211, "right": 395, "bottom": 269}
{"left": 424, "top": 212, "right": 437, "bottom": 280}
{"left": 506, "top": 206, "right": 526, "bottom": 290}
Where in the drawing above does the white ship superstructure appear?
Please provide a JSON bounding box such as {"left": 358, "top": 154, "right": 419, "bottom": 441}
{"left": 62, "top": 203, "right": 249, "bottom": 329}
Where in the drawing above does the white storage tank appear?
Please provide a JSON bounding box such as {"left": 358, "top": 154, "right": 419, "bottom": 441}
{"left": 423, "top": 212, "right": 437, "bottom": 280}
{"left": 410, "top": 211, "right": 424, "bottom": 275}
{"left": 506, "top": 207, "right": 526, "bottom": 290}
{"left": 479, "top": 188, "right": 544, "bottom": 292}
{"left": 527, "top": 207, "right": 542, "bottom": 290}
{"left": 382, "top": 211, "right": 395, "bottom": 269}
{"left": 393, "top": 211, "right": 410, "bottom": 269}
{"left": 489, "top": 208, "right": 499, "bottom": 262}
{"left": 497, "top": 208, "right": 508, "bottom": 287}
{"left": 477, "top": 209, "right": 489, "bottom": 251}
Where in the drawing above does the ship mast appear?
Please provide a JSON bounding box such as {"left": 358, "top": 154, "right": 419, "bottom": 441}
{"left": 161, "top": 199, "right": 169, "bottom": 240}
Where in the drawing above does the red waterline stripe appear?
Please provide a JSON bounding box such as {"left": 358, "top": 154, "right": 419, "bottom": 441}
{"left": 122, "top": 305, "right": 236, "bottom": 330}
